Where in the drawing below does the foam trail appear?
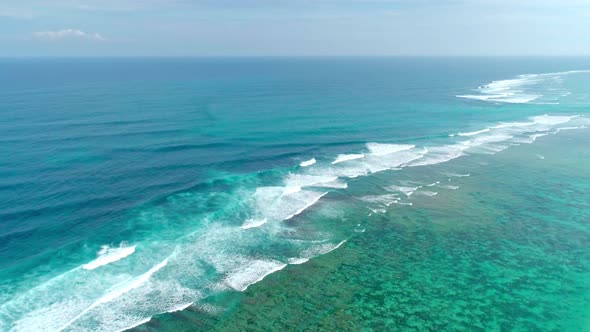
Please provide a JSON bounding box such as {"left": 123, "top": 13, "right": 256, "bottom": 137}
{"left": 532, "top": 114, "right": 576, "bottom": 126}
{"left": 457, "top": 70, "right": 590, "bottom": 104}
{"left": 284, "top": 174, "right": 338, "bottom": 188}
{"left": 296, "top": 240, "right": 347, "bottom": 261}
{"left": 440, "top": 185, "right": 460, "bottom": 190}
{"left": 224, "top": 260, "right": 287, "bottom": 291}
{"left": 315, "top": 179, "right": 348, "bottom": 189}
{"left": 82, "top": 244, "right": 136, "bottom": 270}
{"left": 407, "top": 145, "right": 464, "bottom": 167}
{"left": 366, "top": 143, "right": 414, "bottom": 156}
{"left": 387, "top": 185, "right": 421, "bottom": 197}
{"left": 252, "top": 187, "right": 328, "bottom": 221}
{"left": 241, "top": 218, "right": 268, "bottom": 230}
{"left": 360, "top": 194, "right": 400, "bottom": 206}
{"left": 331, "top": 154, "right": 364, "bottom": 164}
{"left": 288, "top": 257, "right": 310, "bottom": 265}
{"left": 419, "top": 191, "right": 438, "bottom": 197}
{"left": 165, "top": 302, "right": 193, "bottom": 313}
{"left": 57, "top": 258, "right": 169, "bottom": 332}
{"left": 284, "top": 192, "right": 328, "bottom": 220}
{"left": 283, "top": 186, "right": 302, "bottom": 195}
{"left": 456, "top": 128, "right": 490, "bottom": 137}
{"left": 444, "top": 172, "right": 471, "bottom": 178}
{"left": 300, "top": 158, "right": 316, "bottom": 167}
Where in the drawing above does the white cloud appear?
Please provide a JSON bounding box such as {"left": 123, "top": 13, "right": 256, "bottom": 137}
{"left": 33, "top": 29, "right": 106, "bottom": 41}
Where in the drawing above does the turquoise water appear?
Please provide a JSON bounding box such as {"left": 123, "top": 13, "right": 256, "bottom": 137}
{"left": 0, "top": 58, "right": 589, "bottom": 331}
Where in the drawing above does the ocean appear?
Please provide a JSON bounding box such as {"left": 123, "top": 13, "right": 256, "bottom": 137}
{"left": 0, "top": 57, "right": 588, "bottom": 331}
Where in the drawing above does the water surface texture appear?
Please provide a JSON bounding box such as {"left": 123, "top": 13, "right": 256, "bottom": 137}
{"left": 0, "top": 58, "right": 589, "bottom": 331}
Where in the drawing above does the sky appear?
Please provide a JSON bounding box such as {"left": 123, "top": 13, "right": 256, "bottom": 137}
{"left": 1, "top": 0, "right": 589, "bottom": 56}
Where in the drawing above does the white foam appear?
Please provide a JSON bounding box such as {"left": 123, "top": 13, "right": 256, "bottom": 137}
{"left": 304, "top": 240, "right": 346, "bottom": 256}
{"left": 241, "top": 218, "right": 268, "bottom": 230}
{"left": 360, "top": 194, "right": 401, "bottom": 206}
{"left": 458, "top": 70, "right": 590, "bottom": 105}
{"left": 491, "top": 121, "right": 536, "bottom": 129}
{"left": 288, "top": 257, "right": 310, "bottom": 265}
{"left": 115, "top": 317, "right": 152, "bottom": 332}
{"left": 283, "top": 186, "right": 302, "bottom": 195}
{"left": 331, "top": 153, "right": 364, "bottom": 164}
{"left": 299, "top": 158, "right": 316, "bottom": 167}
{"left": 253, "top": 187, "right": 328, "bottom": 222}
{"left": 284, "top": 174, "right": 338, "bottom": 189}
{"left": 364, "top": 148, "right": 426, "bottom": 173}
{"left": 457, "top": 93, "right": 539, "bottom": 104}
{"left": 224, "top": 260, "right": 287, "bottom": 291}
{"left": 369, "top": 207, "right": 387, "bottom": 214}
{"left": 366, "top": 143, "right": 414, "bottom": 156}
{"left": 57, "top": 258, "right": 169, "bottom": 331}
{"left": 82, "top": 245, "right": 136, "bottom": 270}
{"left": 284, "top": 192, "right": 328, "bottom": 220}
{"left": 314, "top": 179, "right": 348, "bottom": 189}
{"left": 407, "top": 145, "right": 464, "bottom": 167}
{"left": 92, "top": 258, "right": 168, "bottom": 306}
{"left": 528, "top": 133, "right": 549, "bottom": 143}
{"left": 556, "top": 126, "right": 585, "bottom": 131}
{"left": 456, "top": 128, "right": 490, "bottom": 137}
{"left": 287, "top": 240, "right": 347, "bottom": 266}
{"left": 418, "top": 191, "right": 438, "bottom": 197}
{"left": 444, "top": 172, "right": 470, "bottom": 177}
{"left": 439, "top": 184, "right": 459, "bottom": 190}
{"left": 386, "top": 185, "right": 421, "bottom": 197}
{"left": 165, "top": 302, "right": 193, "bottom": 313}
{"left": 457, "top": 73, "right": 543, "bottom": 104}
{"left": 392, "top": 202, "right": 413, "bottom": 206}
{"left": 531, "top": 114, "right": 575, "bottom": 126}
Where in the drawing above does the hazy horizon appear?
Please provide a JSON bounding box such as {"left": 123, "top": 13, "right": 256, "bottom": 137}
{"left": 2, "top": 0, "right": 590, "bottom": 57}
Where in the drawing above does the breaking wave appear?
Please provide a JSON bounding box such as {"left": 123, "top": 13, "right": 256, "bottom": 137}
{"left": 2, "top": 113, "right": 588, "bottom": 331}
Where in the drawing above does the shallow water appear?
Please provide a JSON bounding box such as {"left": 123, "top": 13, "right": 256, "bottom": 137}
{"left": 0, "top": 57, "right": 589, "bottom": 331}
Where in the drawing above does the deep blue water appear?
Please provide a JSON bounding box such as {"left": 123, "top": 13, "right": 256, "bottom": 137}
{"left": 1, "top": 57, "right": 589, "bottom": 331}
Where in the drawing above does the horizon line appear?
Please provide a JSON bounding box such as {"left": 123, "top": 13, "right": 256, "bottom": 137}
{"left": 2, "top": 54, "right": 590, "bottom": 59}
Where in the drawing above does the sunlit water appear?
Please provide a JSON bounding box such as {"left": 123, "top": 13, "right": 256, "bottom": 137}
{"left": 0, "top": 58, "right": 589, "bottom": 331}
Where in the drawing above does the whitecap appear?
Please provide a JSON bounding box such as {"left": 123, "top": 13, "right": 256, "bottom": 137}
{"left": 439, "top": 184, "right": 459, "bottom": 190}
{"left": 82, "top": 244, "right": 136, "bottom": 271}
{"left": 299, "top": 158, "right": 316, "bottom": 167}
{"left": 458, "top": 70, "right": 590, "bottom": 105}
{"left": 284, "top": 174, "right": 338, "bottom": 189}
{"left": 418, "top": 191, "right": 438, "bottom": 197}
{"left": 284, "top": 192, "right": 328, "bottom": 220}
{"left": 287, "top": 257, "right": 310, "bottom": 265}
{"left": 456, "top": 128, "right": 490, "bottom": 137}
{"left": 283, "top": 186, "right": 302, "bottom": 195}
{"left": 360, "top": 194, "right": 400, "bottom": 206}
{"left": 287, "top": 240, "right": 347, "bottom": 266}
{"left": 531, "top": 114, "right": 576, "bottom": 126}
{"left": 252, "top": 187, "right": 328, "bottom": 222}
{"left": 224, "top": 260, "right": 287, "bottom": 291}
{"left": 443, "top": 172, "right": 471, "bottom": 178}
{"left": 386, "top": 185, "right": 421, "bottom": 197}
{"left": 56, "top": 258, "right": 169, "bottom": 331}
{"left": 331, "top": 153, "right": 365, "bottom": 164}
{"left": 366, "top": 143, "right": 414, "bottom": 156}
{"left": 240, "top": 218, "right": 268, "bottom": 230}
{"left": 407, "top": 145, "right": 464, "bottom": 167}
